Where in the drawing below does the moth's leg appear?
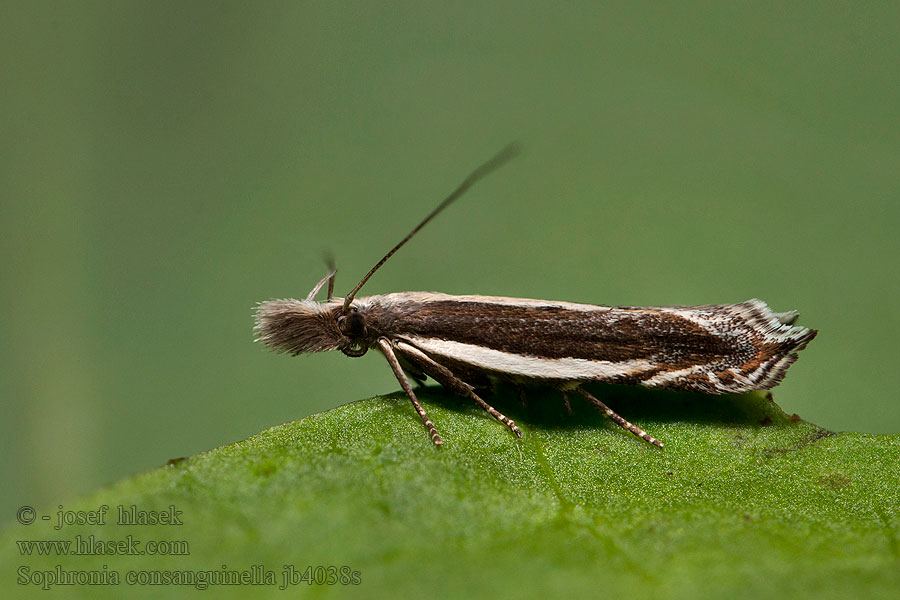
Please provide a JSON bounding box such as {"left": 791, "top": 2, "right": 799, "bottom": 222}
{"left": 561, "top": 391, "right": 572, "bottom": 415}
{"left": 574, "top": 387, "right": 663, "bottom": 448}
{"left": 376, "top": 338, "right": 442, "bottom": 446}
{"left": 395, "top": 341, "right": 522, "bottom": 439}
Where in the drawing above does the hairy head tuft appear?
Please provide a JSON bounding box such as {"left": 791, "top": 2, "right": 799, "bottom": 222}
{"left": 254, "top": 299, "right": 344, "bottom": 355}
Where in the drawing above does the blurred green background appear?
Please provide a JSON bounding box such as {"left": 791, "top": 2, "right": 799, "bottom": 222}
{"left": 2, "top": 1, "right": 897, "bottom": 519}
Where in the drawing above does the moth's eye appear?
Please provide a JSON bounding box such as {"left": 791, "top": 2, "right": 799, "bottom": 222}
{"left": 338, "top": 309, "right": 366, "bottom": 338}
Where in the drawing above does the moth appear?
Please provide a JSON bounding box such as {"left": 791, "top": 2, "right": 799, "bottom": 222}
{"left": 255, "top": 145, "right": 817, "bottom": 448}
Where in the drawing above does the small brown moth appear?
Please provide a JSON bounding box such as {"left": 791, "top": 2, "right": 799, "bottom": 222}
{"left": 255, "top": 145, "right": 817, "bottom": 448}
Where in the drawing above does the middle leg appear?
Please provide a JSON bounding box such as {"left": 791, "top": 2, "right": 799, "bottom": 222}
{"left": 394, "top": 341, "right": 522, "bottom": 439}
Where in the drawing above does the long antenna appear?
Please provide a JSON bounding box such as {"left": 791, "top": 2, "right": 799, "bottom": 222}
{"left": 341, "top": 143, "right": 521, "bottom": 311}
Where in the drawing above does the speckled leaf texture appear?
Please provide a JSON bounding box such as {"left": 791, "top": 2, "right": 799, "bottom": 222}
{"left": 3, "top": 388, "right": 898, "bottom": 599}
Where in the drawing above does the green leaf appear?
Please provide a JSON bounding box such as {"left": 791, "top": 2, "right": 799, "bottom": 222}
{"left": 3, "top": 388, "right": 899, "bottom": 599}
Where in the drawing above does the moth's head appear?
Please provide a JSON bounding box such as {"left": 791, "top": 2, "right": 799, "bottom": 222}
{"left": 254, "top": 298, "right": 370, "bottom": 357}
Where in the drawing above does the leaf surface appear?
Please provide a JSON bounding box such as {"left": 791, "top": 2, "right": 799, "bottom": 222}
{"left": 4, "top": 388, "right": 898, "bottom": 599}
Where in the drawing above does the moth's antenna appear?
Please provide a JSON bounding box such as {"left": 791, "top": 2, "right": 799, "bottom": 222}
{"left": 342, "top": 143, "right": 521, "bottom": 312}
